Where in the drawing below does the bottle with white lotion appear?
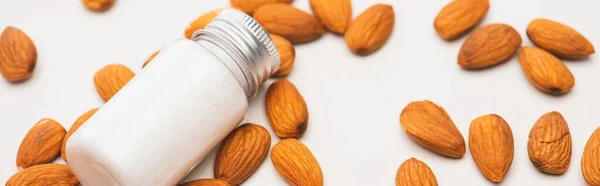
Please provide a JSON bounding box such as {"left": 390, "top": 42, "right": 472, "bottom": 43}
{"left": 65, "top": 9, "right": 279, "bottom": 186}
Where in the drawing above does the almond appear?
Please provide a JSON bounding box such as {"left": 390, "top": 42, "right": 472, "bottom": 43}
{"left": 399, "top": 100, "right": 466, "bottom": 158}
{"left": 527, "top": 111, "right": 571, "bottom": 174}
{"left": 395, "top": 158, "right": 438, "bottom": 186}
{"left": 185, "top": 9, "right": 223, "bottom": 39}
{"left": 254, "top": 3, "right": 325, "bottom": 44}
{"left": 178, "top": 179, "right": 230, "bottom": 186}
{"left": 94, "top": 64, "right": 135, "bottom": 102}
{"left": 6, "top": 164, "right": 79, "bottom": 186}
{"left": 214, "top": 123, "right": 271, "bottom": 185}
{"left": 270, "top": 34, "right": 295, "bottom": 77}
{"left": 61, "top": 108, "right": 99, "bottom": 161}
{"left": 0, "top": 26, "right": 37, "bottom": 82}
{"left": 434, "top": 0, "right": 489, "bottom": 40}
{"left": 582, "top": 127, "right": 600, "bottom": 186}
{"left": 527, "top": 18, "right": 595, "bottom": 59}
{"left": 518, "top": 47, "right": 575, "bottom": 95}
{"left": 309, "top": 0, "right": 352, "bottom": 34}
{"left": 469, "top": 114, "right": 514, "bottom": 183}
{"left": 265, "top": 79, "right": 308, "bottom": 138}
{"left": 16, "top": 118, "right": 66, "bottom": 170}
{"left": 458, "top": 24, "right": 522, "bottom": 69}
{"left": 81, "top": 0, "right": 115, "bottom": 12}
{"left": 230, "top": 0, "right": 292, "bottom": 15}
{"left": 271, "top": 139, "right": 323, "bottom": 186}
{"left": 344, "top": 4, "right": 395, "bottom": 56}
{"left": 142, "top": 50, "right": 161, "bottom": 68}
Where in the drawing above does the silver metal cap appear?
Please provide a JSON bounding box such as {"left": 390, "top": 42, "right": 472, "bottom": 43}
{"left": 192, "top": 9, "right": 280, "bottom": 98}
{"left": 215, "top": 9, "right": 280, "bottom": 72}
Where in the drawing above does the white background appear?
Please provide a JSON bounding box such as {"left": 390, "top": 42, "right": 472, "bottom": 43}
{"left": 1, "top": 0, "right": 599, "bottom": 185}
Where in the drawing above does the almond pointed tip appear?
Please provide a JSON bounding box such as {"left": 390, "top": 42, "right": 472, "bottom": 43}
{"left": 489, "top": 176, "right": 503, "bottom": 183}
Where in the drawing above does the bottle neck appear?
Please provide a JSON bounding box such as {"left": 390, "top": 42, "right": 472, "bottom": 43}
{"left": 191, "top": 9, "right": 279, "bottom": 98}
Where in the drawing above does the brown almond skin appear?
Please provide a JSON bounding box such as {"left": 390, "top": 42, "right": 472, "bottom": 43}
{"left": 254, "top": 3, "right": 325, "bottom": 44}
{"left": 16, "top": 118, "right": 66, "bottom": 170}
{"left": 265, "top": 79, "right": 308, "bottom": 139}
{"left": 344, "top": 4, "right": 395, "bottom": 56}
{"left": 527, "top": 18, "right": 595, "bottom": 59}
{"left": 399, "top": 100, "right": 466, "bottom": 158}
{"left": 185, "top": 9, "right": 223, "bottom": 39}
{"left": 142, "top": 50, "right": 161, "bottom": 68}
{"left": 0, "top": 26, "right": 37, "bottom": 82}
{"left": 519, "top": 47, "right": 575, "bottom": 95}
{"left": 434, "top": 0, "right": 489, "bottom": 40}
{"left": 230, "top": 0, "right": 293, "bottom": 15}
{"left": 214, "top": 124, "right": 271, "bottom": 185}
{"left": 178, "top": 179, "right": 230, "bottom": 186}
{"left": 61, "top": 108, "right": 99, "bottom": 161}
{"left": 458, "top": 24, "right": 522, "bottom": 69}
{"left": 395, "top": 158, "right": 438, "bottom": 186}
{"left": 528, "top": 111, "right": 571, "bottom": 174}
{"left": 582, "top": 127, "right": 600, "bottom": 186}
{"left": 271, "top": 139, "right": 323, "bottom": 186}
{"left": 94, "top": 64, "right": 135, "bottom": 102}
{"left": 6, "top": 164, "right": 79, "bottom": 186}
{"left": 469, "top": 114, "right": 514, "bottom": 183}
{"left": 309, "top": 0, "right": 352, "bottom": 34}
{"left": 270, "top": 34, "right": 295, "bottom": 77}
{"left": 81, "top": 0, "right": 115, "bottom": 12}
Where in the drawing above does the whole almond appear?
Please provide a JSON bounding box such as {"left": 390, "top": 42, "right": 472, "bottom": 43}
{"left": 395, "top": 158, "right": 438, "bottom": 186}
{"left": 527, "top": 18, "right": 595, "bottom": 59}
{"left": 434, "top": 0, "right": 489, "bottom": 40}
{"left": 254, "top": 3, "right": 325, "bottom": 44}
{"left": 231, "top": 0, "right": 292, "bottom": 15}
{"left": 81, "top": 0, "right": 115, "bottom": 12}
{"left": 270, "top": 34, "right": 295, "bottom": 77}
{"left": 61, "top": 108, "right": 99, "bottom": 161}
{"left": 214, "top": 123, "right": 271, "bottom": 185}
{"left": 271, "top": 139, "right": 323, "bottom": 186}
{"left": 94, "top": 64, "right": 135, "bottom": 102}
{"left": 519, "top": 47, "right": 575, "bottom": 95}
{"left": 6, "top": 164, "right": 79, "bottom": 186}
{"left": 309, "top": 0, "right": 352, "bottom": 34}
{"left": 469, "top": 114, "right": 514, "bottom": 183}
{"left": 344, "top": 4, "right": 395, "bottom": 56}
{"left": 16, "top": 118, "right": 66, "bottom": 170}
{"left": 185, "top": 9, "right": 223, "bottom": 39}
{"left": 458, "top": 24, "right": 522, "bottom": 69}
{"left": 142, "top": 50, "right": 161, "bottom": 68}
{"left": 527, "top": 111, "right": 571, "bottom": 174}
{"left": 582, "top": 127, "right": 600, "bottom": 186}
{"left": 399, "top": 100, "right": 466, "bottom": 158}
{"left": 265, "top": 79, "right": 308, "bottom": 138}
{"left": 178, "top": 179, "right": 230, "bottom": 186}
{"left": 0, "top": 26, "right": 37, "bottom": 82}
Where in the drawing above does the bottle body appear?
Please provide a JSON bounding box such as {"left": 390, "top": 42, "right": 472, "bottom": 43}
{"left": 66, "top": 39, "right": 248, "bottom": 185}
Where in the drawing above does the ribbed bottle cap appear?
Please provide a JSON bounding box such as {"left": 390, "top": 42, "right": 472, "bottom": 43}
{"left": 193, "top": 9, "right": 280, "bottom": 98}
{"left": 214, "top": 9, "right": 280, "bottom": 72}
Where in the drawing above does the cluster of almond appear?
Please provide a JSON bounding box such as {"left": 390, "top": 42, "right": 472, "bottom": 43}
{"left": 397, "top": 99, "right": 600, "bottom": 185}
{"left": 435, "top": 0, "right": 594, "bottom": 96}
{"left": 392, "top": 0, "right": 598, "bottom": 185}
{"left": 148, "top": 0, "right": 396, "bottom": 74}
